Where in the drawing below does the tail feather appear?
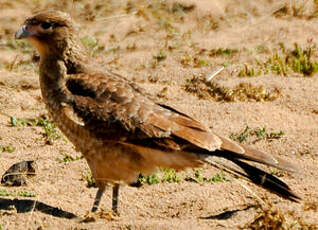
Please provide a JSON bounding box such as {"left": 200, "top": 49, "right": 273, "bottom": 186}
{"left": 217, "top": 136, "right": 299, "bottom": 172}
{"left": 202, "top": 153, "right": 300, "bottom": 202}
{"left": 230, "top": 158, "right": 300, "bottom": 201}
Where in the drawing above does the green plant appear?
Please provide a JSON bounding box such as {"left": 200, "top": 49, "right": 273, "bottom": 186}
{"left": 137, "top": 168, "right": 181, "bottom": 185}
{"left": 230, "top": 126, "right": 285, "bottom": 143}
{"left": 0, "top": 144, "right": 16, "bottom": 153}
{"left": 185, "top": 169, "right": 230, "bottom": 183}
{"left": 238, "top": 64, "right": 261, "bottom": 77}
{"left": 84, "top": 172, "right": 97, "bottom": 188}
{"left": 209, "top": 48, "right": 238, "bottom": 57}
{"left": 161, "top": 168, "right": 181, "bottom": 183}
{"left": 81, "top": 35, "right": 105, "bottom": 57}
{"left": 137, "top": 173, "right": 160, "bottom": 185}
{"left": 0, "top": 189, "right": 36, "bottom": 197}
{"left": 9, "top": 116, "right": 63, "bottom": 144}
{"left": 154, "top": 52, "right": 167, "bottom": 61}
{"left": 58, "top": 153, "right": 82, "bottom": 163}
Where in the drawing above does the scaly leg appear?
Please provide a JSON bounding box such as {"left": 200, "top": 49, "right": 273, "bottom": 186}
{"left": 91, "top": 188, "right": 105, "bottom": 212}
{"left": 112, "top": 183, "right": 120, "bottom": 214}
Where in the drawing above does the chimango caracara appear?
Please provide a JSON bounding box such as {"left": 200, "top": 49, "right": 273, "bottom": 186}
{"left": 15, "top": 11, "right": 299, "bottom": 214}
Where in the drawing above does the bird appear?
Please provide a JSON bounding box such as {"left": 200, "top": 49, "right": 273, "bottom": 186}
{"left": 15, "top": 11, "right": 299, "bottom": 215}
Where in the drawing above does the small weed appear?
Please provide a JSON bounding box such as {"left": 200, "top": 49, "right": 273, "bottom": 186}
{"left": 210, "top": 172, "right": 231, "bottom": 183}
{"left": 84, "top": 172, "right": 97, "bottom": 188}
{"left": 180, "top": 55, "right": 210, "bottom": 68}
{"left": 154, "top": 52, "right": 167, "bottom": 61}
{"left": 265, "top": 43, "right": 318, "bottom": 76}
{"left": 238, "top": 64, "right": 261, "bottom": 77}
{"left": 137, "top": 173, "right": 160, "bottom": 185}
{"left": 185, "top": 169, "right": 230, "bottom": 183}
{"left": 239, "top": 43, "right": 318, "bottom": 77}
{"left": 37, "top": 119, "right": 63, "bottom": 144}
{"left": 81, "top": 35, "right": 105, "bottom": 57}
{"left": 0, "top": 144, "right": 15, "bottom": 153}
{"left": 209, "top": 48, "right": 238, "bottom": 57}
{"left": 290, "top": 43, "right": 318, "bottom": 75}
{"left": 270, "top": 167, "right": 285, "bottom": 177}
{"left": 161, "top": 168, "right": 181, "bottom": 183}
{"left": 57, "top": 153, "right": 82, "bottom": 163}
{"left": 273, "top": 1, "right": 318, "bottom": 19}
{"left": 265, "top": 52, "right": 291, "bottom": 76}
{"left": 230, "top": 126, "right": 285, "bottom": 143}
{"left": 254, "top": 127, "right": 266, "bottom": 140}
{"left": 9, "top": 116, "right": 63, "bottom": 144}
{"left": 268, "top": 130, "right": 285, "bottom": 140}
{"left": 137, "top": 168, "right": 181, "bottom": 185}
{"left": 185, "top": 169, "right": 205, "bottom": 183}
{"left": 157, "top": 86, "right": 168, "bottom": 99}
{"left": 229, "top": 126, "right": 250, "bottom": 143}
{"left": 0, "top": 189, "right": 36, "bottom": 197}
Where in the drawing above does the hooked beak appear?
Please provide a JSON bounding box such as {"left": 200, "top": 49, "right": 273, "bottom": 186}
{"left": 15, "top": 25, "right": 35, "bottom": 39}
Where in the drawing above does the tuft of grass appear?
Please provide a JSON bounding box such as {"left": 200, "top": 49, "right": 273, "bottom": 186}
{"left": 137, "top": 173, "right": 160, "bottom": 185}
{"left": 184, "top": 77, "right": 281, "bottom": 102}
{"left": 84, "top": 172, "right": 97, "bottom": 188}
{"left": 239, "top": 43, "right": 318, "bottom": 77}
{"left": 81, "top": 35, "right": 105, "bottom": 57}
{"left": 244, "top": 196, "right": 313, "bottom": 230}
{"left": 230, "top": 126, "right": 250, "bottom": 143}
{"left": 209, "top": 48, "right": 238, "bottom": 57}
{"left": 180, "top": 55, "right": 210, "bottom": 68}
{"left": 266, "top": 43, "right": 318, "bottom": 76}
{"left": 0, "top": 189, "right": 36, "bottom": 197}
{"left": 0, "top": 144, "right": 15, "bottom": 153}
{"left": 154, "top": 52, "right": 167, "bottom": 61}
{"left": 161, "top": 168, "right": 181, "bottom": 183}
{"left": 137, "top": 168, "right": 181, "bottom": 185}
{"left": 238, "top": 64, "right": 262, "bottom": 77}
{"left": 157, "top": 86, "right": 168, "bottom": 99}
{"left": 57, "top": 153, "right": 82, "bottom": 163}
{"left": 9, "top": 116, "right": 63, "bottom": 144}
{"left": 230, "top": 126, "right": 285, "bottom": 143}
{"left": 273, "top": 1, "right": 318, "bottom": 19}
{"left": 37, "top": 119, "right": 63, "bottom": 144}
{"left": 185, "top": 169, "right": 230, "bottom": 183}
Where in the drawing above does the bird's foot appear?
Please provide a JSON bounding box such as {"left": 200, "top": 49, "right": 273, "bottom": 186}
{"left": 81, "top": 209, "right": 119, "bottom": 223}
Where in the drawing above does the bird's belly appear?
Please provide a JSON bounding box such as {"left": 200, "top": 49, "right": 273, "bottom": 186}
{"left": 47, "top": 106, "right": 142, "bottom": 186}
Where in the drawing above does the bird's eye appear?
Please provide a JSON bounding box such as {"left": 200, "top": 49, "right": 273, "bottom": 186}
{"left": 41, "top": 21, "right": 52, "bottom": 30}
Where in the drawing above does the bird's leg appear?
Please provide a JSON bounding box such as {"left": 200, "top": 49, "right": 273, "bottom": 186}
{"left": 91, "top": 188, "right": 105, "bottom": 212}
{"left": 112, "top": 183, "right": 120, "bottom": 214}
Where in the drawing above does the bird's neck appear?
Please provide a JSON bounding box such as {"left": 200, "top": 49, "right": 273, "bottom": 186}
{"left": 39, "top": 56, "right": 69, "bottom": 110}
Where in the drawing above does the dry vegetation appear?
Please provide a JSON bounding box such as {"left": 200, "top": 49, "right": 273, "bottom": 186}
{"left": 0, "top": 0, "right": 318, "bottom": 229}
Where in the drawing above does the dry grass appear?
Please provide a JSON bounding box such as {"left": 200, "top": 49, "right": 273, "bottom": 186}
{"left": 184, "top": 77, "right": 281, "bottom": 102}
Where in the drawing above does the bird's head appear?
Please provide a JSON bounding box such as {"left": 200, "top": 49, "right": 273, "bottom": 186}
{"left": 15, "top": 11, "right": 77, "bottom": 58}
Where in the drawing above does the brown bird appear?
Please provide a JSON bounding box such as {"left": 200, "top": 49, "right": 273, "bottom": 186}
{"left": 15, "top": 11, "right": 299, "bottom": 214}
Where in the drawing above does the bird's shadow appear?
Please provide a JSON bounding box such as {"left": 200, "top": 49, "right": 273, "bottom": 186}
{"left": 200, "top": 205, "right": 258, "bottom": 220}
{"left": 0, "top": 198, "right": 77, "bottom": 219}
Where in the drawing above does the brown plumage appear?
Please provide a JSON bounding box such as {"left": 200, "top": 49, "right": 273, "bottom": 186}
{"left": 15, "top": 11, "right": 299, "bottom": 214}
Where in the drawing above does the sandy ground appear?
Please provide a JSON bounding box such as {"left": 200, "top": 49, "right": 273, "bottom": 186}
{"left": 0, "top": 0, "right": 317, "bottom": 229}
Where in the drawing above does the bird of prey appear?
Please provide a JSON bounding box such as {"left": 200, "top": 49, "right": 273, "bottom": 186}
{"left": 15, "top": 11, "right": 299, "bottom": 214}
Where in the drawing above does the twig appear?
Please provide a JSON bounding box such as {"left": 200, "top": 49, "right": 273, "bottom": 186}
{"left": 205, "top": 66, "right": 224, "bottom": 82}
